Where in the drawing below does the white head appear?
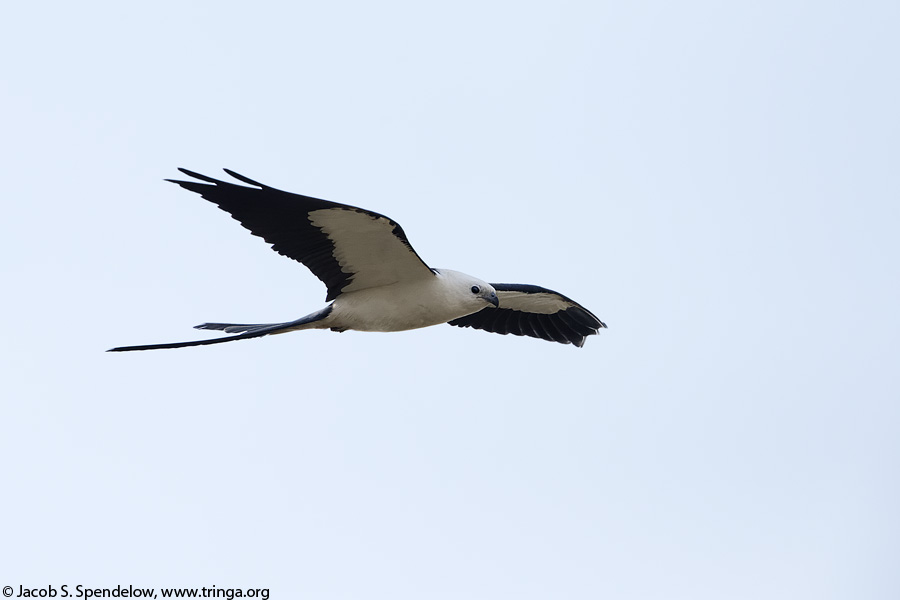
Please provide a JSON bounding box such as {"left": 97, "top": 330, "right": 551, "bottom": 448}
{"left": 436, "top": 269, "right": 499, "bottom": 310}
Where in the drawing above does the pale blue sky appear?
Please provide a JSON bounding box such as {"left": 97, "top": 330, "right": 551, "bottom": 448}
{"left": 2, "top": 1, "right": 898, "bottom": 598}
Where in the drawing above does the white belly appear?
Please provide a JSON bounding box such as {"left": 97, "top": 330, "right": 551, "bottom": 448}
{"left": 328, "top": 276, "right": 481, "bottom": 332}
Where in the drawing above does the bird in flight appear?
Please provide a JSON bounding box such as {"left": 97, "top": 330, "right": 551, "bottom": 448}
{"left": 108, "top": 169, "right": 606, "bottom": 352}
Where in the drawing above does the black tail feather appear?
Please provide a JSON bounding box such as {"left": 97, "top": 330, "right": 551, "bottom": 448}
{"left": 107, "top": 306, "right": 333, "bottom": 352}
{"left": 194, "top": 322, "right": 282, "bottom": 334}
{"left": 107, "top": 329, "right": 274, "bottom": 352}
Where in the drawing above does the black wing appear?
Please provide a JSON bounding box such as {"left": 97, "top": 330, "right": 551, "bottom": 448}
{"left": 167, "top": 169, "right": 435, "bottom": 301}
{"left": 448, "top": 284, "right": 606, "bottom": 347}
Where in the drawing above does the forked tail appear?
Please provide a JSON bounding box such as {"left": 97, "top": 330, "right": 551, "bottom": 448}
{"left": 107, "top": 306, "right": 333, "bottom": 352}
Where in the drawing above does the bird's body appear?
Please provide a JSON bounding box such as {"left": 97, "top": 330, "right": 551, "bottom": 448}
{"left": 330, "top": 269, "right": 494, "bottom": 332}
{"left": 108, "top": 169, "right": 606, "bottom": 352}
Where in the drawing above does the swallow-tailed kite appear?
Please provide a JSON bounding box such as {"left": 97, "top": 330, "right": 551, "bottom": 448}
{"left": 108, "top": 169, "right": 606, "bottom": 352}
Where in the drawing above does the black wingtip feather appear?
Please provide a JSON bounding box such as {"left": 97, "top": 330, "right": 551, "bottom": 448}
{"left": 175, "top": 167, "right": 224, "bottom": 183}
{"left": 568, "top": 306, "right": 605, "bottom": 330}
{"left": 222, "top": 169, "right": 269, "bottom": 188}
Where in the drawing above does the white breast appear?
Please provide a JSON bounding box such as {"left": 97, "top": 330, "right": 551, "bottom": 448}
{"left": 328, "top": 270, "right": 485, "bottom": 332}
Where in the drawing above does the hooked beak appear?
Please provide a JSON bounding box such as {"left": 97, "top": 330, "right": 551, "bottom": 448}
{"left": 486, "top": 291, "right": 499, "bottom": 308}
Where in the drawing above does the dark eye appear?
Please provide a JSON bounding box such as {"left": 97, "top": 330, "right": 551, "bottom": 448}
{"left": 471, "top": 285, "right": 480, "bottom": 294}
